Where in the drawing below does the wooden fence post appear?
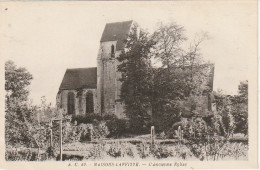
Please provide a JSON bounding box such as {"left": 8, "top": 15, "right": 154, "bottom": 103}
{"left": 177, "top": 126, "right": 182, "bottom": 143}
{"left": 90, "top": 125, "right": 93, "bottom": 142}
{"left": 60, "top": 119, "right": 62, "bottom": 161}
{"left": 49, "top": 120, "right": 53, "bottom": 156}
{"left": 178, "top": 126, "right": 181, "bottom": 137}
{"left": 151, "top": 126, "right": 155, "bottom": 145}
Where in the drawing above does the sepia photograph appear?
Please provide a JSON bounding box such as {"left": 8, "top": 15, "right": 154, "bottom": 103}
{"left": 0, "top": 1, "right": 258, "bottom": 169}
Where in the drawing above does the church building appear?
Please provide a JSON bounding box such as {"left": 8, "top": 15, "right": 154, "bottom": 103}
{"left": 56, "top": 20, "right": 214, "bottom": 119}
{"left": 56, "top": 20, "right": 133, "bottom": 118}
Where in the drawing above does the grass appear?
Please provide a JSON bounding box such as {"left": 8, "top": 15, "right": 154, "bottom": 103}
{"left": 6, "top": 134, "right": 248, "bottom": 161}
{"left": 61, "top": 139, "right": 248, "bottom": 161}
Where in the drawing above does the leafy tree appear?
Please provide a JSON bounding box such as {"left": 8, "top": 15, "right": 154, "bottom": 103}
{"left": 117, "top": 22, "right": 212, "bottom": 133}
{"left": 151, "top": 22, "right": 211, "bottom": 132}
{"left": 117, "top": 24, "right": 155, "bottom": 133}
{"left": 212, "top": 81, "right": 248, "bottom": 137}
{"left": 231, "top": 80, "right": 248, "bottom": 135}
{"left": 152, "top": 22, "right": 187, "bottom": 68}
{"left": 5, "top": 60, "right": 33, "bottom": 146}
{"left": 5, "top": 60, "right": 33, "bottom": 101}
{"left": 5, "top": 60, "right": 50, "bottom": 160}
{"left": 183, "top": 117, "right": 226, "bottom": 161}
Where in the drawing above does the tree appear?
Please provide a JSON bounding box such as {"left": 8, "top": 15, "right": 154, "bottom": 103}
{"left": 117, "top": 24, "right": 155, "bottom": 133}
{"left": 212, "top": 81, "right": 248, "bottom": 137}
{"left": 231, "top": 80, "right": 248, "bottom": 135}
{"left": 5, "top": 60, "right": 50, "bottom": 160}
{"left": 151, "top": 23, "right": 211, "bottom": 132}
{"left": 117, "top": 21, "right": 212, "bottom": 134}
{"left": 5, "top": 60, "right": 33, "bottom": 146}
{"left": 152, "top": 22, "right": 187, "bottom": 68}
{"left": 5, "top": 60, "right": 33, "bottom": 101}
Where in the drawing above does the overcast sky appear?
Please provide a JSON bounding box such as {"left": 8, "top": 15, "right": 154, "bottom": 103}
{"left": 1, "top": 1, "right": 256, "bottom": 105}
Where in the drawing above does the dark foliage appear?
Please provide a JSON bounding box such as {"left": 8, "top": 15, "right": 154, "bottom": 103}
{"left": 72, "top": 114, "right": 131, "bottom": 138}
{"left": 117, "top": 24, "right": 155, "bottom": 133}
{"left": 231, "top": 81, "right": 248, "bottom": 135}
{"left": 5, "top": 60, "right": 33, "bottom": 101}
{"left": 71, "top": 114, "right": 102, "bottom": 124}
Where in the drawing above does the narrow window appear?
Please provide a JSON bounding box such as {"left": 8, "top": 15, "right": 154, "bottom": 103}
{"left": 111, "top": 45, "right": 115, "bottom": 58}
{"left": 86, "top": 92, "right": 94, "bottom": 113}
{"left": 67, "top": 92, "right": 75, "bottom": 115}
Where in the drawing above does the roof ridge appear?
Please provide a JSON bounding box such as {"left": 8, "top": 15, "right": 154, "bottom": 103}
{"left": 105, "top": 20, "right": 133, "bottom": 25}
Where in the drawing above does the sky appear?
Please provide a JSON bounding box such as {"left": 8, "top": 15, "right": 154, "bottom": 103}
{"left": 1, "top": 1, "right": 257, "bottom": 105}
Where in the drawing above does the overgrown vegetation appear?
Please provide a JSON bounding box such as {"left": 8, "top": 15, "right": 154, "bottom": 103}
{"left": 5, "top": 20, "right": 248, "bottom": 161}
{"left": 117, "top": 22, "right": 214, "bottom": 134}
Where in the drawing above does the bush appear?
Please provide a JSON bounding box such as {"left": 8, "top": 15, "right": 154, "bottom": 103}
{"left": 71, "top": 114, "right": 102, "bottom": 125}
{"left": 107, "top": 142, "right": 122, "bottom": 158}
{"left": 74, "top": 122, "right": 110, "bottom": 142}
{"left": 152, "top": 143, "right": 172, "bottom": 159}
{"left": 87, "top": 143, "right": 105, "bottom": 159}
{"left": 72, "top": 114, "right": 129, "bottom": 138}
{"left": 5, "top": 149, "right": 39, "bottom": 161}
{"left": 76, "top": 123, "right": 93, "bottom": 142}
{"left": 92, "top": 121, "right": 110, "bottom": 139}
{"left": 103, "top": 115, "right": 128, "bottom": 138}
{"left": 106, "top": 142, "right": 136, "bottom": 158}
{"left": 182, "top": 117, "right": 227, "bottom": 160}
{"left": 137, "top": 142, "right": 151, "bottom": 159}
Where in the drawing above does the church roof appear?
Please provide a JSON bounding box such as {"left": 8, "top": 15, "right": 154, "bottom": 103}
{"left": 59, "top": 67, "right": 97, "bottom": 90}
{"left": 100, "top": 20, "right": 133, "bottom": 50}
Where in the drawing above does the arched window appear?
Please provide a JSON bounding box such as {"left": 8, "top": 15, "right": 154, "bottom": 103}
{"left": 111, "top": 45, "right": 115, "bottom": 58}
{"left": 86, "top": 92, "right": 94, "bottom": 113}
{"left": 67, "top": 92, "right": 75, "bottom": 115}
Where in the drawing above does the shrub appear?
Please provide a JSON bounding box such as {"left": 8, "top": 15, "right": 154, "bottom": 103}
{"left": 124, "top": 145, "right": 134, "bottom": 158}
{"left": 169, "top": 144, "right": 193, "bottom": 159}
{"left": 71, "top": 114, "right": 130, "bottom": 138}
{"left": 152, "top": 143, "right": 172, "bottom": 159}
{"left": 137, "top": 142, "right": 151, "bottom": 159}
{"left": 92, "top": 121, "right": 110, "bottom": 139}
{"left": 103, "top": 115, "right": 128, "bottom": 138}
{"left": 71, "top": 114, "right": 102, "bottom": 125}
{"left": 107, "top": 142, "right": 122, "bottom": 158}
{"left": 182, "top": 117, "right": 227, "bottom": 160}
{"left": 76, "top": 123, "right": 93, "bottom": 142}
{"left": 73, "top": 122, "right": 110, "bottom": 142}
{"left": 87, "top": 143, "right": 106, "bottom": 159}
{"left": 5, "top": 149, "right": 38, "bottom": 161}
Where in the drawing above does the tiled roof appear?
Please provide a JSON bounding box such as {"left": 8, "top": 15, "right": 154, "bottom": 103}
{"left": 100, "top": 20, "right": 133, "bottom": 50}
{"left": 59, "top": 67, "right": 97, "bottom": 90}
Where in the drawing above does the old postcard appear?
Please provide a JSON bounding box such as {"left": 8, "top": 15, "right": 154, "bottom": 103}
{"left": 0, "top": 0, "right": 258, "bottom": 169}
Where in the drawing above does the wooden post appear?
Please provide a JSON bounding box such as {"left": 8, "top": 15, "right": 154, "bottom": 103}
{"left": 59, "top": 119, "right": 62, "bottom": 161}
{"left": 178, "top": 126, "right": 181, "bottom": 138}
{"left": 177, "top": 126, "right": 181, "bottom": 144}
{"left": 49, "top": 120, "right": 53, "bottom": 155}
{"left": 151, "top": 126, "right": 155, "bottom": 145}
{"left": 90, "top": 125, "right": 93, "bottom": 142}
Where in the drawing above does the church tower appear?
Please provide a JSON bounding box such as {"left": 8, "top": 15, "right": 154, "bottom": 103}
{"left": 97, "top": 20, "right": 133, "bottom": 118}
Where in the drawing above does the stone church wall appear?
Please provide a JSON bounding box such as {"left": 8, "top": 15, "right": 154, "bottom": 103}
{"left": 56, "top": 88, "right": 98, "bottom": 115}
